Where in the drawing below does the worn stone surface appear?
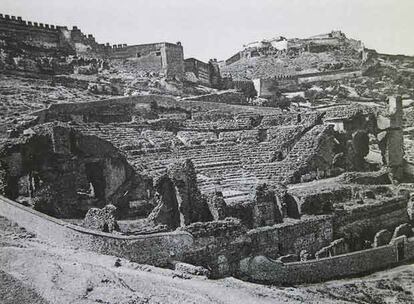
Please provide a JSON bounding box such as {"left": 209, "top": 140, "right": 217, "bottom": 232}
{"left": 82, "top": 204, "right": 119, "bottom": 233}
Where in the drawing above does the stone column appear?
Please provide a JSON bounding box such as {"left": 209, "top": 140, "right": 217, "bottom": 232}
{"left": 387, "top": 96, "right": 404, "bottom": 182}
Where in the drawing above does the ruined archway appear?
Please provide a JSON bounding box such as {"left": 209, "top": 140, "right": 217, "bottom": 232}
{"left": 0, "top": 123, "right": 149, "bottom": 218}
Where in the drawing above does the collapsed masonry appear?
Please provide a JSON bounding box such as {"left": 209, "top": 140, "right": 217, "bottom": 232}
{"left": 0, "top": 94, "right": 412, "bottom": 279}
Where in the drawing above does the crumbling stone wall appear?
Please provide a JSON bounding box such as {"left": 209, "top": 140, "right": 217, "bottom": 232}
{"left": 252, "top": 184, "right": 283, "bottom": 227}
{"left": 315, "top": 238, "right": 349, "bottom": 259}
{"left": 148, "top": 175, "right": 180, "bottom": 229}
{"left": 169, "top": 159, "right": 213, "bottom": 225}
{"left": 334, "top": 195, "right": 410, "bottom": 248}
{"left": 0, "top": 123, "right": 149, "bottom": 218}
{"left": 247, "top": 215, "right": 334, "bottom": 259}
{"left": 179, "top": 218, "right": 250, "bottom": 278}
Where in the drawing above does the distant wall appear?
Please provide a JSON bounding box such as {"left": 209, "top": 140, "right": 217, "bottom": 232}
{"left": 252, "top": 69, "right": 362, "bottom": 96}
{"left": 240, "top": 235, "right": 413, "bottom": 284}
{"left": 0, "top": 14, "right": 109, "bottom": 56}
{"left": 164, "top": 43, "right": 184, "bottom": 77}
{"left": 253, "top": 79, "right": 274, "bottom": 98}
{"left": 225, "top": 52, "right": 241, "bottom": 66}
{"left": 0, "top": 14, "right": 60, "bottom": 49}
{"left": 0, "top": 195, "right": 193, "bottom": 266}
{"left": 297, "top": 69, "right": 362, "bottom": 83}
{"left": 185, "top": 58, "right": 211, "bottom": 85}
{"left": 110, "top": 43, "right": 163, "bottom": 71}
{"left": 34, "top": 98, "right": 136, "bottom": 124}
{"left": 182, "top": 90, "right": 248, "bottom": 105}
{"left": 109, "top": 42, "right": 184, "bottom": 77}
{"left": 22, "top": 95, "right": 283, "bottom": 136}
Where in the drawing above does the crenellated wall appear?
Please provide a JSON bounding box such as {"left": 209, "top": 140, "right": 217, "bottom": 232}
{"left": 0, "top": 13, "right": 186, "bottom": 74}
{"left": 0, "top": 13, "right": 60, "bottom": 49}
{"left": 0, "top": 13, "right": 113, "bottom": 57}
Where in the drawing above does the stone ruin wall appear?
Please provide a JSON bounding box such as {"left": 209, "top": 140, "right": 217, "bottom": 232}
{"left": 1, "top": 93, "right": 412, "bottom": 281}
{"left": 0, "top": 123, "right": 153, "bottom": 219}
{"left": 333, "top": 195, "right": 410, "bottom": 242}
{"left": 240, "top": 235, "right": 413, "bottom": 285}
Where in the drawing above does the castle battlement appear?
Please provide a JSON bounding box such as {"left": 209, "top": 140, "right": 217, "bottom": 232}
{"left": 0, "top": 13, "right": 60, "bottom": 32}
{"left": 0, "top": 12, "right": 184, "bottom": 76}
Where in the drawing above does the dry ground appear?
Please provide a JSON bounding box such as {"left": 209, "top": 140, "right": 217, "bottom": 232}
{"left": 0, "top": 216, "right": 413, "bottom": 304}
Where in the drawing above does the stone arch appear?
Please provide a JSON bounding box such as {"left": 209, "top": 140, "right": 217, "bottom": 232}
{"left": 0, "top": 123, "right": 142, "bottom": 218}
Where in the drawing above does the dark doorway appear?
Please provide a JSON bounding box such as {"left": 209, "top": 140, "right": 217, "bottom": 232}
{"left": 85, "top": 161, "right": 106, "bottom": 200}
{"left": 397, "top": 242, "right": 405, "bottom": 261}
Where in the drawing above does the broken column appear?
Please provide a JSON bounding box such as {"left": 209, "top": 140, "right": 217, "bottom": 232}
{"left": 386, "top": 96, "right": 404, "bottom": 182}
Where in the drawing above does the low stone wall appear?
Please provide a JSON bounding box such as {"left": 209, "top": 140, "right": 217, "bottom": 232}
{"left": 28, "top": 95, "right": 280, "bottom": 127}
{"left": 240, "top": 235, "right": 413, "bottom": 284}
{"left": 0, "top": 195, "right": 193, "bottom": 266}
{"left": 297, "top": 70, "right": 362, "bottom": 84}
{"left": 182, "top": 90, "right": 248, "bottom": 105}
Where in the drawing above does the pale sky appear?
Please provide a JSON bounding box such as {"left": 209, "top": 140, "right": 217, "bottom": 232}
{"left": 2, "top": 0, "right": 413, "bottom": 61}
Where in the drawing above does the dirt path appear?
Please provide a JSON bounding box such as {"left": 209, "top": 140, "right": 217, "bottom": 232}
{"left": 1, "top": 215, "right": 413, "bottom": 304}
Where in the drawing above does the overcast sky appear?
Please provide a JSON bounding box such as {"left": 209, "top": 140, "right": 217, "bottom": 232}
{"left": 2, "top": 0, "right": 413, "bottom": 61}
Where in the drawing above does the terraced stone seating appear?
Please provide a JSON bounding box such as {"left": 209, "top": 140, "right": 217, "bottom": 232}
{"left": 182, "top": 118, "right": 252, "bottom": 131}
{"left": 71, "top": 110, "right": 332, "bottom": 206}
{"left": 322, "top": 104, "right": 376, "bottom": 121}
{"left": 177, "top": 131, "right": 218, "bottom": 145}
